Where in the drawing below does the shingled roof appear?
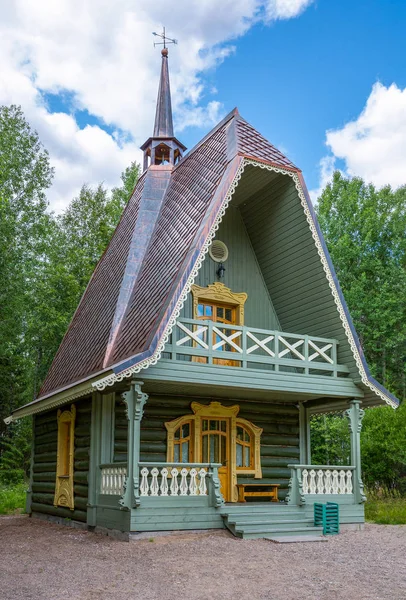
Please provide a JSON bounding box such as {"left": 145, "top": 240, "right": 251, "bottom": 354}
{"left": 38, "top": 109, "right": 298, "bottom": 399}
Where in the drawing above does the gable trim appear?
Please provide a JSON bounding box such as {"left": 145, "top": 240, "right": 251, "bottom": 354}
{"left": 91, "top": 158, "right": 398, "bottom": 408}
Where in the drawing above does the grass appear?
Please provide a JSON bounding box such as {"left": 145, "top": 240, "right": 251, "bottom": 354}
{"left": 365, "top": 490, "right": 406, "bottom": 525}
{"left": 0, "top": 482, "right": 27, "bottom": 515}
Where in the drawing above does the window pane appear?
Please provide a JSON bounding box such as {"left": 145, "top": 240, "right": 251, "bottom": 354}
{"left": 217, "top": 307, "right": 224, "bottom": 318}
{"left": 202, "top": 420, "right": 208, "bottom": 432}
{"left": 197, "top": 304, "right": 204, "bottom": 317}
{"left": 236, "top": 426, "right": 243, "bottom": 441}
{"left": 221, "top": 435, "right": 227, "bottom": 465}
{"left": 174, "top": 427, "right": 180, "bottom": 440}
{"left": 202, "top": 435, "right": 208, "bottom": 462}
{"left": 182, "top": 423, "right": 190, "bottom": 438}
{"left": 210, "top": 420, "right": 218, "bottom": 431}
{"left": 205, "top": 305, "right": 212, "bottom": 316}
{"left": 174, "top": 444, "right": 180, "bottom": 462}
{"left": 244, "top": 430, "right": 250, "bottom": 443}
{"left": 210, "top": 435, "right": 220, "bottom": 462}
{"left": 245, "top": 446, "right": 250, "bottom": 467}
{"left": 220, "top": 421, "right": 226, "bottom": 432}
{"left": 181, "top": 441, "right": 189, "bottom": 463}
{"left": 225, "top": 309, "right": 232, "bottom": 321}
{"left": 236, "top": 443, "right": 243, "bottom": 467}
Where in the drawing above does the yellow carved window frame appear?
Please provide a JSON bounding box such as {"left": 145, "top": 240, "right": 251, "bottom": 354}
{"left": 165, "top": 402, "right": 262, "bottom": 500}
{"left": 54, "top": 404, "right": 76, "bottom": 510}
{"left": 191, "top": 283, "right": 247, "bottom": 325}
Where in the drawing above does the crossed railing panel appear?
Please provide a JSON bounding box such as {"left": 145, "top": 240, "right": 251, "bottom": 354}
{"left": 168, "top": 319, "right": 344, "bottom": 375}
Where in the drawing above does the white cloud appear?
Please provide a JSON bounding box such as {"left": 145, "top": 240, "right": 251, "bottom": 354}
{"left": 313, "top": 82, "right": 406, "bottom": 198}
{"left": 309, "top": 155, "right": 337, "bottom": 204}
{"left": 0, "top": 0, "right": 314, "bottom": 211}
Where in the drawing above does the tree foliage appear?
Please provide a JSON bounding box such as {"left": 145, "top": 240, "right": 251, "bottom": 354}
{"left": 316, "top": 172, "right": 406, "bottom": 400}
{"left": 0, "top": 104, "right": 139, "bottom": 478}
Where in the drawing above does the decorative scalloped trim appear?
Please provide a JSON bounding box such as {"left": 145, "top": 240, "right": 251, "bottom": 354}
{"left": 93, "top": 158, "right": 397, "bottom": 409}
{"left": 7, "top": 386, "right": 94, "bottom": 422}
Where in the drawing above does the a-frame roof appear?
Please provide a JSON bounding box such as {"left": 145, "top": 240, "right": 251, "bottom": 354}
{"left": 9, "top": 108, "right": 398, "bottom": 421}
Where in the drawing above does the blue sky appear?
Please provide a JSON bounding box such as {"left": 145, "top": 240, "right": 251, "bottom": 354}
{"left": 1, "top": 0, "right": 406, "bottom": 210}
{"left": 181, "top": 0, "right": 406, "bottom": 191}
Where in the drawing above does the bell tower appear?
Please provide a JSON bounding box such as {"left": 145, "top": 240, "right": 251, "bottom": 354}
{"left": 141, "top": 30, "right": 186, "bottom": 171}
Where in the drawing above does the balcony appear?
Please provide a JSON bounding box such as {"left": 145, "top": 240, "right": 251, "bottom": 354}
{"left": 163, "top": 318, "right": 349, "bottom": 378}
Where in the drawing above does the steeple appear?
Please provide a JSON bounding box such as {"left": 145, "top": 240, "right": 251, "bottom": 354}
{"left": 141, "top": 38, "right": 186, "bottom": 171}
{"left": 153, "top": 48, "right": 174, "bottom": 138}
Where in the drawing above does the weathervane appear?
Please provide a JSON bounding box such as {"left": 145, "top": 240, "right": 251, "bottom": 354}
{"left": 152, "top": 27, "right": 177, "bottom": 49}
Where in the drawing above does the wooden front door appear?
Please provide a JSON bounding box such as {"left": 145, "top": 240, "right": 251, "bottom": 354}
{"left": 197, "top": 301, "right": 240, "bottom": 366}
{"left": 200, "top": 417, "right": 231, "bottom": 501}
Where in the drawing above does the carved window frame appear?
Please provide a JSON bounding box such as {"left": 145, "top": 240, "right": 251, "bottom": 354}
{"left": 191, "top": 283, "right": 247, "bottom": 325}
{"left": 54, "top": 404, "right": 76, "bottom": 510}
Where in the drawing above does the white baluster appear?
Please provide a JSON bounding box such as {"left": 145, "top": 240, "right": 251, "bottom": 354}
{"left": 160, "top": 467, "right": 169, "bottom": 496}
{"left": 324, "top": 470, "right": 332, "bottom": 494}
{"left": 150, "top": 467, "right": 159, "bottom": 496}
{"left": 346, "top": 470, "right": 353, "bottom": 494}
{"left": 140, "top": 467, "right": 150, "bottom": 496}
{"left": 338, "top": 470, "right": 346, "bottom": 494}
{"left": 302, "top": 469, "right": 309, "bottom": 494}
{"left": 198, "top": 469, "right": 207, "bottom": 495}
{"left": 107, "top": 469, "right": 112, "bottom": 494}
{"left": 332, "top": 470, "right": 339, "bottom": 494}
{"left": 180, "top": 468, "right": 189, "bottom": 495}
{"left": 170, "top": 467, "right": 179, "bottom": 495}
{"left": 316, "top": 469, "right": 324, "bottom": 494}
{"left": 189, "top": 468, "right": 198, "bottom": 496}
{"left": 309, "top": 469, "right": 317, "bottom": 494}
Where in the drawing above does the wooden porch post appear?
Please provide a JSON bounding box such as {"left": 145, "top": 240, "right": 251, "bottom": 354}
{"left": 299, "top": 403, "right": 311, "bottom": 464}
{"left": 120, "top": 381, "right": 147, "bottom": 510}
{"left": 345, "top": 399, "right": 366, "bottom": 504}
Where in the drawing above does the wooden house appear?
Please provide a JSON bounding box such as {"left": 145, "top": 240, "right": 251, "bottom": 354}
{"left": 5, "top": 48, "right": 399, "bottom": 539}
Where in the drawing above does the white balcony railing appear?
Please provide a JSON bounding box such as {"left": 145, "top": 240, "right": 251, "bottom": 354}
{"left": 163, "top": 319, "right": 349, "bottom": 377}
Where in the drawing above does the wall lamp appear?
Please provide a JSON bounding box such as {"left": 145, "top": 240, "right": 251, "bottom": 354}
{"left": 217, "top": 263, "right": 226, "bottom": 279}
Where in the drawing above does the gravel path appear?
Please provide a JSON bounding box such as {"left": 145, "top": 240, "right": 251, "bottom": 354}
{"left": 0, "top": 515, "right": 405, "bottom": 600}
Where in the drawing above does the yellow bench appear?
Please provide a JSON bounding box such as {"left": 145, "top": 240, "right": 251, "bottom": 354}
{"left": 237, "top": 483, "right": 280, "bottom": 503}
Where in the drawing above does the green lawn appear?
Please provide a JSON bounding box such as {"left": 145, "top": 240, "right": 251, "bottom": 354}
{"left": 365, "top": 496, "right": 406, "bottom": 525}
{"left": 0, "top": 482, "right": 27, "bottom": 515}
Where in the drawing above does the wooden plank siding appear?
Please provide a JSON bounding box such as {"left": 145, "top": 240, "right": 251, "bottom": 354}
{"left": 179, "top": 206, "right": 280, "bottom": 331}
{"left": 114, "top": 395, "right": 301, "bottom": 501}
{"left": 239, "top": 172, "right": 359, "bottom": 379}
{"left": 31, "top": 398, "right": 92, "bottom": 522}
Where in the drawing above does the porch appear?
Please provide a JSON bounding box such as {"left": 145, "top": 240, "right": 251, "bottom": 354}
{"left": 89, "top": 384, "right": 365, "bottom": 537}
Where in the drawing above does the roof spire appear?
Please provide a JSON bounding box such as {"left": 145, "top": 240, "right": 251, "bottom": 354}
{"left": 153, "top": 47, "right": 174, "bottom": 137}
{"left": 140, "top": 29, "right": 186, "bottom": 171}
{"left": 152, "top": 28, "right": 177, "bottom": 137}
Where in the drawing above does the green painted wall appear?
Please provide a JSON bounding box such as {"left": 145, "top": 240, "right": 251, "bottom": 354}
{"left": 239, "top": 171, "right": 358, "bottom": 377}
{"left": 180, "top": 206, "right": 280, "bottom": 331}
{"left": 114, "top": 395, "right": 299, "bottom": 501}
{"left": 31, "top": 398, "right": 92, "bottom": 522}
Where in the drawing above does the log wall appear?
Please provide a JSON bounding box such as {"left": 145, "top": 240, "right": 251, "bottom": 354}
{"left": 31, "top": 398, "right": 92, "bottom": 522}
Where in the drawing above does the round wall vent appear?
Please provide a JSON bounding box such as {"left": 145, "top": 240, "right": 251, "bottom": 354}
{"left": 209, "top": 240, "right": 229, "bottom": 263}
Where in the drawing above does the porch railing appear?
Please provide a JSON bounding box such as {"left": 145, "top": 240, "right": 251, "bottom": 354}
{"left": 163, "top": 318, "right": 348, "bottom": 377}
{"left": 287, "top": 464, "right": 356, "bottom": 505}
{"left": 99, "top": 462, "right": 224, "bottom": 507}
{"left": 138, "top": 462, "right": 211, "bottom": 497}
{"left": 100, "top": 462, "right": 127, "bottom": 495}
